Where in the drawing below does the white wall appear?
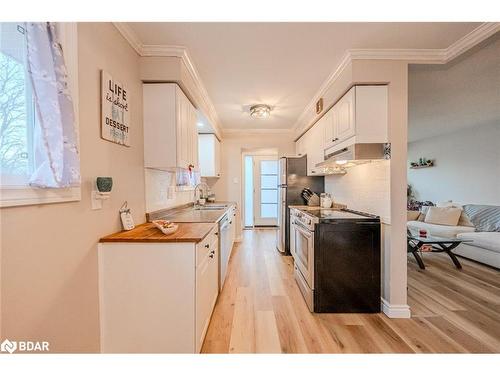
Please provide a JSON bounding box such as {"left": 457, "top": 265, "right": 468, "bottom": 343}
{"left": 325, "top": 161, "right": 391, "bottom": 223}
{"left": 1, "top": 23, "right": 145, "bottom": 352}
{"left": 408, "top": 122, "right": 500, "bottom": 205}
{"left": 210, "top": 132, "right": 295, "bottom": 236}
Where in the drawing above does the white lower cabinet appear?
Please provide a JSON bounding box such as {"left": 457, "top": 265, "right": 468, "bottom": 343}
{"left": 98, "top": 226, "right": 219, "bottom": 353}
{"left": 195, "top": 232, "right": 219, "bottom": 352}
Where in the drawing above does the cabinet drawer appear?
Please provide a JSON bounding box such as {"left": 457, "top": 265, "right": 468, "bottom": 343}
{"left": 196, "top": 226, "right": 217, "bottom": 266}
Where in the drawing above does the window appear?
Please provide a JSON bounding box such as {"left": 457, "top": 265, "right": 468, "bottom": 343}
{"left": 0, "top": 23, "right": 35, "bottom": 187}
{"left": 0, "top": 22, "right": 80, "bottom": 207}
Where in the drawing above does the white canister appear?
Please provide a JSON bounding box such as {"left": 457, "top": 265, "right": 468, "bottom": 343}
{"left": 320, "top": 194, "right": 333, "bottom": 208}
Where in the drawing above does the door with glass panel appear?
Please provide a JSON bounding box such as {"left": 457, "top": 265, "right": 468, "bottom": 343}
{"left": 253, "top": 156, "right": 279, "bottom": 226}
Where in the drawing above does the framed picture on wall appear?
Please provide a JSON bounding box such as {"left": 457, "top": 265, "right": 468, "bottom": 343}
{"left": 101, "top": 70, "right": 131, "bottom": 146}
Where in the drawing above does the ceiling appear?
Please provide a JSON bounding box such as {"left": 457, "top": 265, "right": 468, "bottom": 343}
{"left": 126, "top": 22, "right": 481, "bottom": 130}
{"left": 409, "top": 33, "right": 500, "bottom": 142}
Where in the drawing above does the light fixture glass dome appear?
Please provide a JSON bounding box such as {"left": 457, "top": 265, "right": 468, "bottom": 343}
{"left": 250, "top": 104, "right": 271, "bottom": 118}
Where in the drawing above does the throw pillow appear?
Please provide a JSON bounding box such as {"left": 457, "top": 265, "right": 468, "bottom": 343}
{"left": 463, "top": 205, "right": 500, "bottom": 232}
{"left": 424, "top": 206, "right": 462, "bottom": 226}
{"left": 437, "top": 201, "right": 474, "bottom": 227}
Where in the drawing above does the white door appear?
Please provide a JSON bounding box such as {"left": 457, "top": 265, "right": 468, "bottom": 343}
{"left": 253, "top": 156, "right": 279, "bottom": 226}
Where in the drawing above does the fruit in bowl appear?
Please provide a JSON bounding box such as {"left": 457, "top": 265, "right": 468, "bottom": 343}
{"left": 152, "top": 220, "right": 178, "bottom": 235}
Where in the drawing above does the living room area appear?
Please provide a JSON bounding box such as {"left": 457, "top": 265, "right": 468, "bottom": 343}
{"left": 403, "top": 32, "right": 500, "bottom": 352}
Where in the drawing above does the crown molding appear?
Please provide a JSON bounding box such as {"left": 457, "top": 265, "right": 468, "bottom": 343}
{"left": 292, "top": 22, "right": 499, "bottom": 135}
{"left": 113, "top": 23, "right": 223, "bottom": 137}
{"left": 112, "top": 22, "right": 499, "bottom": 137}
{"left": 291, "top": 51, "right": 351, "bottom": 134}
{"left": 348, "top": 22, "right": 500, "bottom": 64}
{"left": 349, "top": 48, "right": 446, "bottom": 62}
{"left": 445, "top": 22, "right": 500, "bottom": 62}
{"left": 112, "top": 22, "right": 143, "bottom": 55}
{"left": 222, "top": 128, "right": 294, "bottom": 136}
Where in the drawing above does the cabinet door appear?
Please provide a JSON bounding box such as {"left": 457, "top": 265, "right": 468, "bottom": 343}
{"left": 198, "top": 135, "right": 215, "bottom": 177}
{"left": 190, "top": 106, "right": 199, "bottom": 169}
{"left": 306, "top": 120, "right": 325, "bottom": 176}
{"left": 195, "top": 241, "right": 218, "bottom": 353}
{"left": 214, "top": 137, "right": 221, "bottom": 177}
{"left": 296, "top": 136, "right": 305, "bottom": 156}
{"left": 335, "top": 87, "right": 355, "bottom": 142}
{"left": 323, "top": 107, "right": 340, "bottom": 150}
{"left": 176, "top": 88, "right": 190, "bottom": 169}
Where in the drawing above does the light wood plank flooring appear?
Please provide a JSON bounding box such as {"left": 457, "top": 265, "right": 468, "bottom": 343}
{"left": 202, "top": 229, "right": 500, "bottom": 353}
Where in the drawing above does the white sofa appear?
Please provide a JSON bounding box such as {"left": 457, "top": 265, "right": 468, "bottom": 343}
{"left": 407, "top": 204, "right": 500, "bottom": 269}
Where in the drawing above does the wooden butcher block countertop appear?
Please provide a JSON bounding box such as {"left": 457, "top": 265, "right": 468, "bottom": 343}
{"left": 99, "top": 222, "right": 215, "bottom": 243}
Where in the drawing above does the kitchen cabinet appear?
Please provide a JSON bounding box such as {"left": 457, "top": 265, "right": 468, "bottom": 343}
{"left": 98, "top": 225, "right": 219, "bottom": 353}
{"left": 323, "top": 87, "right": 355, "bottom": 149}
{"left": 294, "top": 115, "right": 326, "bottom": 176}
{"left": 324, "top": 85, "right": 387, "bottom": 153}
{"left": 198, "top": 134, "right": 221, "bottom": 177}
{"left": 143, "top": 83, "right": 198, "bottom": 170}
{"left": 305, "top": 116, "right": 326, "bottom": 176}
{"left": 296, "top": 135, "right": 306, "bottom": 157}
{"left": 195, "top": 229, "right": 219, "bottom": 352}
{"left": 295, "top": 85, "right": 388, "bottom": 164}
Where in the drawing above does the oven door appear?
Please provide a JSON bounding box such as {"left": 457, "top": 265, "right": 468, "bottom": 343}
{"left": 293, "top": 221, "right": 314, "bottom": 289}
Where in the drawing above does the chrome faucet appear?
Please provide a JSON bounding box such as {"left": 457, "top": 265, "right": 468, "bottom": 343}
{"left": 194, "top": 182, "right": 210, "bottom": 208}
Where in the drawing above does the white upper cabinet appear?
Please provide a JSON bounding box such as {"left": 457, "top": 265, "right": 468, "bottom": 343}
{"left": 296, "top": 135, "right": 306, "bottom": 157}
{"left": 305, "top": 116, "right": 326, "bottom": 176}
{"left": 143, "top": 83, "right": 198, "bottom": 170}
{"left": 324, "top": 85, "right": 388, "bottom": 153}
{"left": 295, "top": 85, "right": 388, "bottom": 169}
{"left": 198, "top": 134, "right": 221, "bottom": 178}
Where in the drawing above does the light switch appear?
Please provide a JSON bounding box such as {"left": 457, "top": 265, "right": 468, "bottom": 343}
{"left": 233, "top": 177, "right": 239, "bottom": 184}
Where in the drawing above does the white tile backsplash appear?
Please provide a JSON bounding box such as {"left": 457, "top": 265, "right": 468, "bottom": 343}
{"left": 325, "top": 160, "right": 391, "bottom": 223}
{"left": 145, "top": 168, "right": 193, "bottom": 213}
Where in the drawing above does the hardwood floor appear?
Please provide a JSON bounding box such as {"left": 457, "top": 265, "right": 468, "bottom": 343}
{"left": 201, "top": 229, "right": 500, "bottom": 353}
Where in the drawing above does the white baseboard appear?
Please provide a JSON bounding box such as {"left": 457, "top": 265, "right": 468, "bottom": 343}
{"left": 381, "top": 298, "right": 411, "bottom": 318}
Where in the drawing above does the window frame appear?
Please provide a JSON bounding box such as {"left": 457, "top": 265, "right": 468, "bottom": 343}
{"left": 0, "top": 22, "right": 80, "bottom": 208}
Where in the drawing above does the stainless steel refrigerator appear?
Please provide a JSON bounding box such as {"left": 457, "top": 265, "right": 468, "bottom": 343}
{"left": 276, "top": 155, "right": 324, "bottom": 254}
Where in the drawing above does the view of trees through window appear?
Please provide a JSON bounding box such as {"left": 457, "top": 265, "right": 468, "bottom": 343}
{"left": 0, "top": 23, "right": 33, "bottom": 186}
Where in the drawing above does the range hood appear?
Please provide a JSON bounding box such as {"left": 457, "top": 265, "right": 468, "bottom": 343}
{"left": 316, "top": 143, "right": 391, "bottom": 168}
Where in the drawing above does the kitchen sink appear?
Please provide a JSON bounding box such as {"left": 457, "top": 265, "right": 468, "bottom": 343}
{"left": 194, "top": 204, "right": 228, "bottom": 210}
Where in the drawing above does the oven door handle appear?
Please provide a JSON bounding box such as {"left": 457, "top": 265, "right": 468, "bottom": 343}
{"left": 294, "top": 221, "right": 313, "bottom": 236}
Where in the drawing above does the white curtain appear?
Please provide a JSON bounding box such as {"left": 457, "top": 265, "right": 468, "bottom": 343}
{"left": 24, "top": 22, "right": 80, "bottom": 188}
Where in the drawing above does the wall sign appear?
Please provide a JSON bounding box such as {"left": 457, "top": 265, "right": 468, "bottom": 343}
{"left": 101, "top": 70, "right": 130, "bottom": 146}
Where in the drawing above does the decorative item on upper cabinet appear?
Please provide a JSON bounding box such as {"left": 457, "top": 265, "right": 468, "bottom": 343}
{"left": 101, "top": 71, "right": 130, "bottom": 147}
{"left": 316, "top": 97, "right": 323, "bottom": 114}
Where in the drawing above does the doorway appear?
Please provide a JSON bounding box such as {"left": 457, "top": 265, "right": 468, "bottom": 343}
{"left": 242, "top": 150, "right": 279, "bottom": 228}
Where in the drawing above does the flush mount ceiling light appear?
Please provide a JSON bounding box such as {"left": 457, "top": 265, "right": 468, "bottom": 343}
{"left": 250, "top": 104, "right": 271, "bottom": 119}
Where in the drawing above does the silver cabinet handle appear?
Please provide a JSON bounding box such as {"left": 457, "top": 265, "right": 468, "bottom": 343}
{"left": 205, "top": 244, "right": 210, "bottom": 248}
{"left": 209, "top": 250, "right": 215, "bottom": 258}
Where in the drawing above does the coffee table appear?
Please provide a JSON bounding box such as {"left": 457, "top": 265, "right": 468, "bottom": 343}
{"left": 407, "top": 230, "right": 472, "bottom": 270}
